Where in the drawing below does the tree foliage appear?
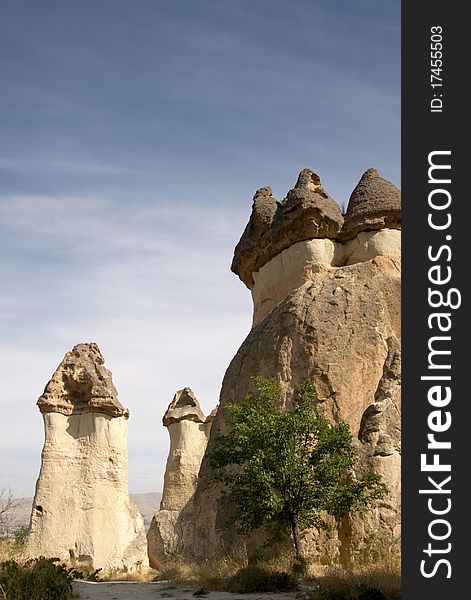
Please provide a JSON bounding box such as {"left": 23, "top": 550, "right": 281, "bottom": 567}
{"left": 0, "top": 557, "right": 101, "bottom": 600}
{"left": 209, "top": 378, "right": 387, "bottom": 555}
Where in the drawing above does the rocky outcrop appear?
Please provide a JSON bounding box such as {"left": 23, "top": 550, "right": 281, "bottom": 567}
{"left": 236, "top": 170, "right": 401, "bottom": 326}
{"left": 339, "top": 168, "right": 401, "bottom": 241}
{"left": 337, "top": 336, "right": 401, "bottom": 562}
{"left": 176, "top": 168, "right": 401, "bottom": 562}
{"left": 27, "top": 343, "right": 148, "bottom": 572}
{"left": 359, "top": 336, "right": 401, "bottom": 458}
{"left": 231, "top": 169, "right": 344, "bottom": 288}
{"left": 162, "top": 388, "right": 206, "bottom": 426}
{"left": 37, "top": 343, "right": 129, "bottom": 418}
{"left": 147, "top": 389, "right": 215, "bottom": 567}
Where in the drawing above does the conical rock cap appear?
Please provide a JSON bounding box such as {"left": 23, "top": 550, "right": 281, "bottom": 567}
{"left": 340, "top": 168, "right": 401, "bottom": 241}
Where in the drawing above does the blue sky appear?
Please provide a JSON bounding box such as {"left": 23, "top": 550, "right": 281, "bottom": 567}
{"left": 0, "top": 0, "right": 400, "bottom": 496}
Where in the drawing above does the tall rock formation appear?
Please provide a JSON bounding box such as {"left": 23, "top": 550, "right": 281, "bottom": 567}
{"left": 26, "top": 343, "right": 149, "bottom": 571}
{"left": 177, "top": 168, "right": 401, "bottom": 561}
{"left": 147, "top": 388, "right": 215, "bottom": 567}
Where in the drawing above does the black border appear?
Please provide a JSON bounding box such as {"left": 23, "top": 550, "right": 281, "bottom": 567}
{"left": 402, "top": 2, "right": 467, "bottom": 596}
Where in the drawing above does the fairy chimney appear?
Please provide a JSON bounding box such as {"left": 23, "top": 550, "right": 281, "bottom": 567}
{"left": 147, "top": 388, "right": 216, "bottom": 566}
{"left": 27, "top": 343, "right": 148, "bottom": 571}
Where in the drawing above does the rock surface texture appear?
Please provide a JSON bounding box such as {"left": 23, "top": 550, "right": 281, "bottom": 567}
{"left": 339, "top": 168, "right": 401, "bottom": 241}
{"left": 177, "top": 168, "right": 401, "bottom": 562}
{"left": 231, "top": 169, "right": 401, "bottom": 327}
{"left": 147, "top": 389, "right": 215, "bottom": 567}
{"left": 231, "top": 169, "right": 344, "bottom": 288}
{"left": 27, "top": 343, "right": 148, "bottom": 571}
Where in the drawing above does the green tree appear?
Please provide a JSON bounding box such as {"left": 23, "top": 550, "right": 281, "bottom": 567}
{"left": 208, "top": 378, "right": 387, "bottom": 557}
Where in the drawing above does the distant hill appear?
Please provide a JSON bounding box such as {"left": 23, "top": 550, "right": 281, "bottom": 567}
{"left": 130, "top": 492, "right": 162, "bottom": 528}
{"left": 5, "top": 492, "right": 162, "bottom": 533}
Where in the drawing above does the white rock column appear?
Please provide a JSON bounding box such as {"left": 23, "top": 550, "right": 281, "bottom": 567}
{"left": 147, "top": 388, "right": 215, "bottom": 567}
{"left": 26, "top": 343, "right": 148, "bottom": 572}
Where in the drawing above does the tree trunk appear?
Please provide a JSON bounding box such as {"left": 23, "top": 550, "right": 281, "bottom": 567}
{"left": 291, "top": 517, "right": 303, "bottom": 557}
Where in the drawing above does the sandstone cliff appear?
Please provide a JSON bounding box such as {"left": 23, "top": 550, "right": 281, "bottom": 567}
{"left": 174, "top": 168, "right": 401, "bottom": 562}
{"left": 26, "top": 343, "right": 149, "bottom": 571}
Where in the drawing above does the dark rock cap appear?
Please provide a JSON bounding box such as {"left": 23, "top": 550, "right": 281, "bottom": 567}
{"left": 37, "top": 343, "right": 129, "bottom": 418}
{"left": 231, "top": 169, "right": 343, "bottom": 287}
{"left": 339, "top": 168, "right": 401, "bottom": 241}
{"left": 163, "top": 387, "right": 205, "bottom": 426}
{"left": 230, "top": 187, "right": 278, "bottom": 289}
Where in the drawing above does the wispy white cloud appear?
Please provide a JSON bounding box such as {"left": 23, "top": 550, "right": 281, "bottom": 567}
{"left": 0, "top": 0, "right": 399, "bottom": 498}
{"left": 0, "top": 159, "right": 153, "bottom": 176}
{"left": 0, "top": 192, "right": 252, "bottom": 496}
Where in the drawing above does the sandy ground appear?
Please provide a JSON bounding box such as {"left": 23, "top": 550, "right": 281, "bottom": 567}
{"left": 74, "top": 581, "right": 302, "bottom": 600}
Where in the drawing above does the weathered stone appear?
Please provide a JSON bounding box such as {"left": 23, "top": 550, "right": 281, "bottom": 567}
{"left": 163, "top": 388, "right": 206, "bottom": 426}
{"left": 181, "top": 254, "right": 401, "bottom": 561}
{"left": 232, "top": 170, "right": 343, "bottom": 287}
{"left": 205, "top": 407, "right": 218, "bottom": 423}
{"left": 341, "top": 229, "right": 401, "bottom": 266}
{"left": 27, "top": 343, "right": 148, "bottom": 572}
{"left": 340, "top": 336, "right": 402, "bottom": 562}
{"left": 231, "top": 187, "right": 279, "bottom": 289}
{"left": 359, "top": 336, "right": 401, "bottom": 456}
{"left": 147, "top": 389, "right": 215, "bottom": 567}
{"left": 339, "top": 168, "right": 401, "bottom": 241}
{"left": 37, "top": 343, "right": 128, "bottom": 418}
{"left": 273, "top": 168, "right": 344, "bottom": 246}
{"left": 250, "top": 232, "right": 402, "bottom": 327}
{"left": 251, "top": 239, "right": 338, "bottom": 326}
{"left": 244, "top": 171, "right": 401, "bottom": 327}
{"left": 248, "top": 229, "right": 402, "bottom": 327}
{"left": 154, "top": 168, "right": 401, "bottom": 563}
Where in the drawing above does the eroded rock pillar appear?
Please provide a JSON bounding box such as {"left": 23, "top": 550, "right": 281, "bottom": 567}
{"left": 147, "top": 388, "right": 215, "bottom": 567}
{"left": 27, "top": 343, "right": 148, "bottom": 572}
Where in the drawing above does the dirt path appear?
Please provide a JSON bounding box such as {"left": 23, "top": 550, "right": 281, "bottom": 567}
{"left": 74, "top": 581, "right": 301, "bottom": 600}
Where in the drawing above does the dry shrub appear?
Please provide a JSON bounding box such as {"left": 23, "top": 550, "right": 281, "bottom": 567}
{"left": 226, "top": 564, "right": 298, "bottom": 593}
{"left": 312, "top": 564, "right": 400, "bottom": 600}
{"left": 154, "top": 555, "right": 243, "bottom": 589}
{"left": 152, "top": 541, "right": 303, "bottom": 591}
{"left": 355, "top": 531, "right": 400, "bottom": 573}
{"left": 246, "top": 537, "right": 308, "bottom": 574}
{"left": 0, "top": 533, "right": 28, "bottom": 564}
{"left": 154, "top": 554, "right": 298, "bottom": 593}
{"left": 312, "top": 534, "right": 401, "bottom": 600}
{"left": 151, "top": 531, "right": 400, "bottom": 598}
{"left": 0, "top": 540, "right": 17, "bottom": 564}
